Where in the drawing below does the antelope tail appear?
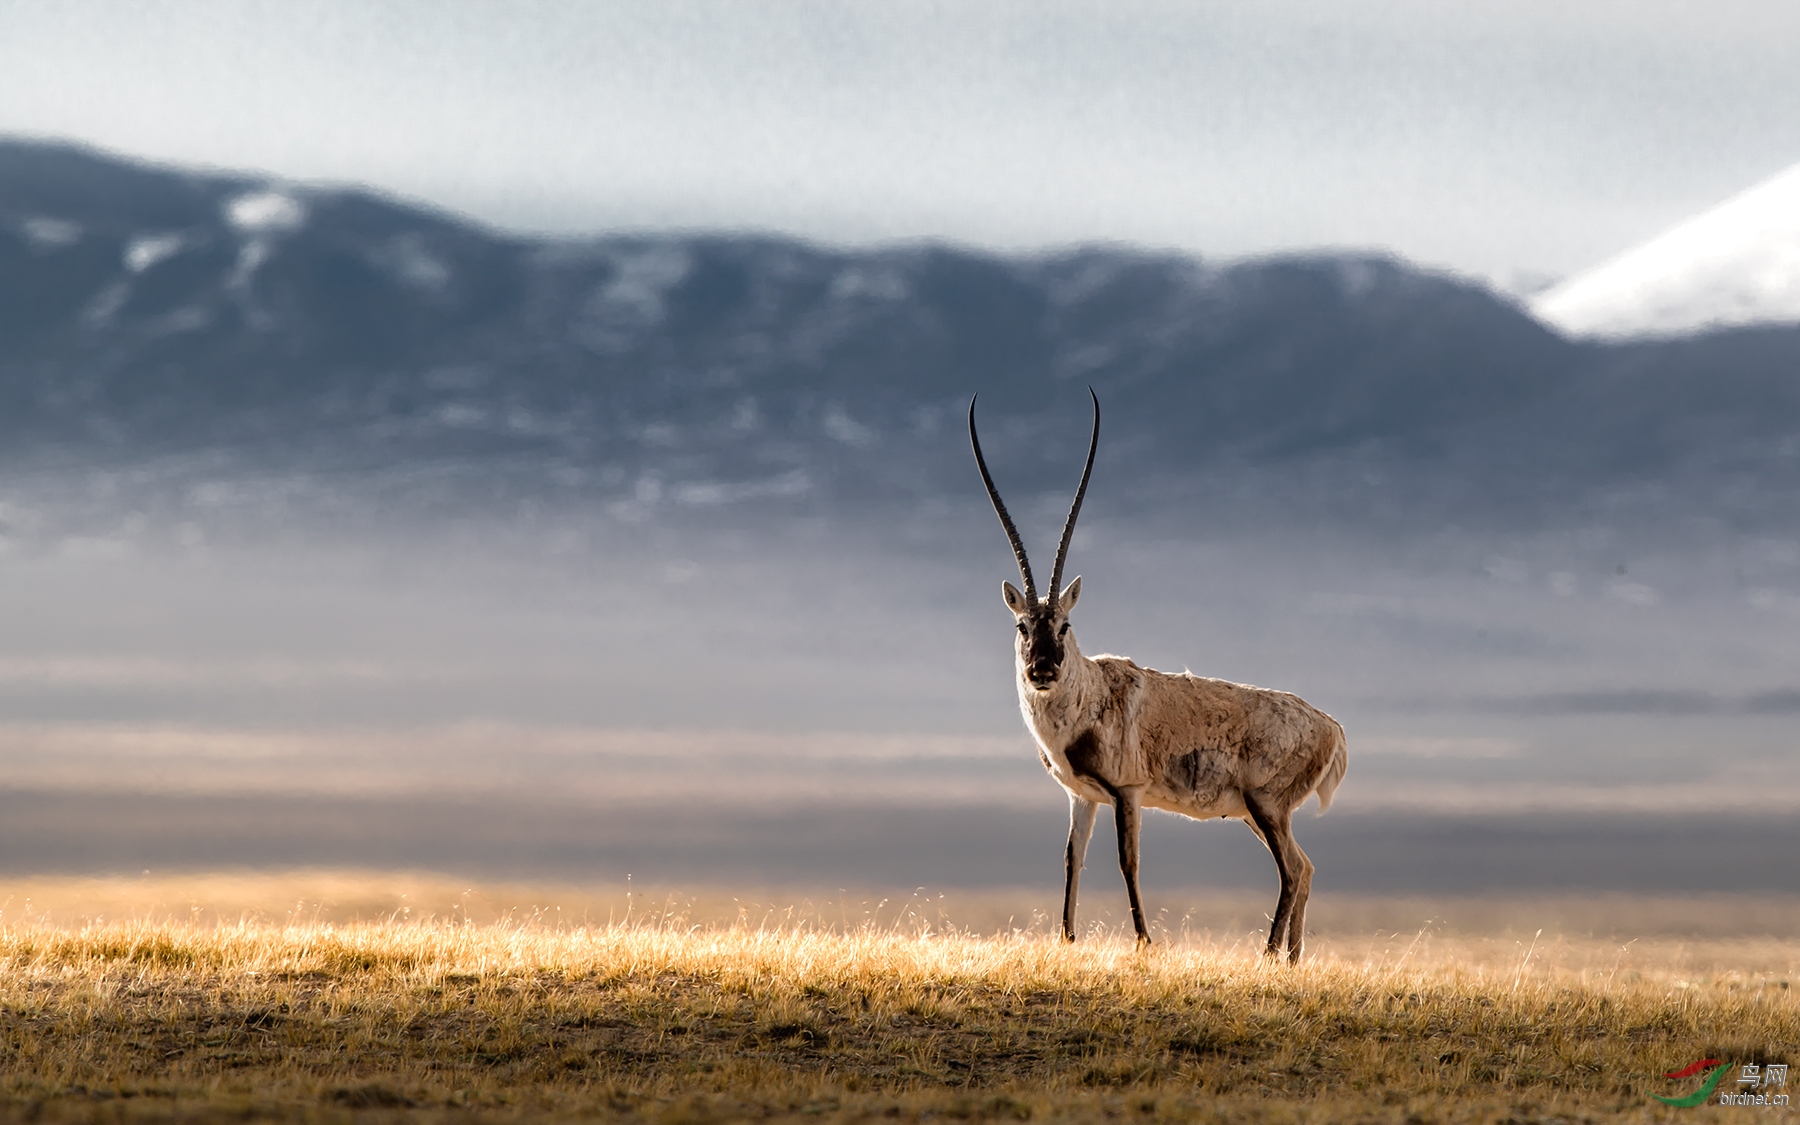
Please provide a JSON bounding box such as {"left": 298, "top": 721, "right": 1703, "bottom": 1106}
{"left": 1312, "top": 724, "right": 1349, "bottom": 813}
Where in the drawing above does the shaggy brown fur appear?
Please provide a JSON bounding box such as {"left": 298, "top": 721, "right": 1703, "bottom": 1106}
{"left": 1008, "top": 580, "right": 1348, "bottom": 962}
{"left": 971, "top": 390, "right": 1346, "bottom": 962}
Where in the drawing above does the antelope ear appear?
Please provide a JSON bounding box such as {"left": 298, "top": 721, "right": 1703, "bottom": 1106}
{"left": 1002, "top": 581, "right": 1029, "bottom": 614}
{"left": 1059, "top": 576, "right": 1082, "bottom": 612}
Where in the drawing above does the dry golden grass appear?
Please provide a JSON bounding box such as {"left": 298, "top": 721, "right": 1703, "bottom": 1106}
{"left": 1, "top": 872, "right": 1796, "bottom": 1123}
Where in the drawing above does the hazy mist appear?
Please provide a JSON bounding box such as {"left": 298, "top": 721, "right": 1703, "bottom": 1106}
{"left": 2, "top": 138, "right": 1797, "bottom": 896}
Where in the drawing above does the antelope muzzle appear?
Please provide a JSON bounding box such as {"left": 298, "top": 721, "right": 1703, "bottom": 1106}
{"left": 1024, "top": 618, "right": 1064, "bottom": 689}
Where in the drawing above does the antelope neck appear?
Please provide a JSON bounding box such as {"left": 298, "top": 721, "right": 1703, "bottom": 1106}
{"left": 1020, "top": 643, "right": 1103, "bottom": 741}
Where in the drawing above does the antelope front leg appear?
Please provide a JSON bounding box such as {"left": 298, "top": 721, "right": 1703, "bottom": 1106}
{"left": 1111, "top": 786, "right": 1151, "bottom": 946}
{"left": 1062, "top": 796, "right": 1099, "bottom": 942}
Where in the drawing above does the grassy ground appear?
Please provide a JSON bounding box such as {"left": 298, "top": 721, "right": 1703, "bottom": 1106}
{"left": 1, "top": 872, "right": 1796, "bottom": 1123}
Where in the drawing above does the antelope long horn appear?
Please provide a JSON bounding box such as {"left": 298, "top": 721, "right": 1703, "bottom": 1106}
{"left": 968, "top": 395, "right": 1038, "bottom": 604}
{"left": 1049, "top": 387, "right": 1099, "bottom": 606}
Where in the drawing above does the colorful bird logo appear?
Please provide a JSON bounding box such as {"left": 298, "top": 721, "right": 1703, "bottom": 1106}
{"left": 1656, "top": 1059, "right": 1731, "bottom": 1107}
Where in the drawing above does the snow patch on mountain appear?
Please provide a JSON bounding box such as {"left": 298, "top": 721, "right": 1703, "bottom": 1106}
{"left": 371, "top": 234, "right": 452, "bottom": 293}
{"left": 1533, "top": 162, "right": 1800, "bottom": 340}
{"left": 21, "top": 216, "right": 80, "bottom": 248}
{"left": 225, "top": 189, "right": 307, "bottom": 234}
{"left": 125, "top": 232, "right": 186, "bottom": 273}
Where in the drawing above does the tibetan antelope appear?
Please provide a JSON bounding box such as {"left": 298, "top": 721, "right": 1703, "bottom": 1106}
{"left": 969, "top": 389, "right": 1347, "bottom": 960}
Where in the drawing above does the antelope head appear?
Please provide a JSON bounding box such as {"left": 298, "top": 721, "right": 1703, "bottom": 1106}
{"left": 969, "top": 388, "right": 1099, "bottom": 692}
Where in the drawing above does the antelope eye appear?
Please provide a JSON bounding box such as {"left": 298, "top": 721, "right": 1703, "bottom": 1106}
{"left": 1017, "top": 622, "right": 1028, "bottom": 635}
{"left": 1058, "top": 622, "right": 1070, "bottom": 636}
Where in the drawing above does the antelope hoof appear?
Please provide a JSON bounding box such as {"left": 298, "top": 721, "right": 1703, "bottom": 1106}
{"left": 1135, "top": 933, "right": 1153, "bottom": 949}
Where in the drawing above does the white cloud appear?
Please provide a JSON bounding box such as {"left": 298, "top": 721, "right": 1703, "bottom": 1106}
{"left": 5, "top": 2, "right": 1800, "bottom": 277}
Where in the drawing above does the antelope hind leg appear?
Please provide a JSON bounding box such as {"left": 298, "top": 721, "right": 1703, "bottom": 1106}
{"left": 1063, "top": 796, "right": 1100, "bottom": 942}
{"left": 1283, "top": 835, "right": 1315, "bottom": 963}
{"left": 1245, "top": 797, "right": 1305, "bottom": 961}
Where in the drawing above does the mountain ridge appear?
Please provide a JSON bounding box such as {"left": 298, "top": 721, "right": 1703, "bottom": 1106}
{"left": 5, "top": 138, "right": 1800, "bottom": 538}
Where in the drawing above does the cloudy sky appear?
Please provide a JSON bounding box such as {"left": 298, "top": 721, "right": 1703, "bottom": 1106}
{"left": 4, "top": 0, "right": 1799, "bottom": 286}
